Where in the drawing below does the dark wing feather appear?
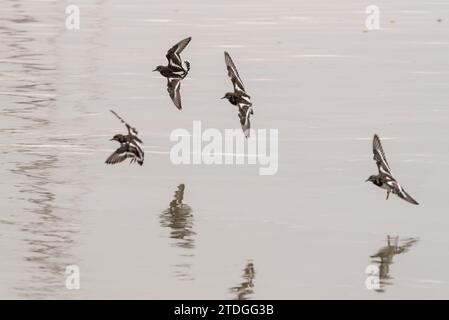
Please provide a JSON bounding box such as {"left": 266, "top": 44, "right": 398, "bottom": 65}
{"left": 172, "top": 37, "right": 192, "bottom": 55}
{"left": 238, "top": 106, "right": 252, "bottom": 138}
{"left": 167, "top": 78, "right": 182, "bottom": 110}
{"left": 128, "top": 143, "right": 144, "bottom": 166}
{"left": 105, "top": 144, "right": 143, "bottom": 166}
{"left": 395, "top": 185, "right": 419, "bottom": 205}
{"left": 105, "top": 145, "right": 133, "bottom": 165}
{"left": 166, "top": 37, "right": 191, "bottom": 70}
{"left": 224, "top": 51, "right": 246, "bottom": 93}
{"left": 373, "top": 134, "right": 392, "bottom": 175}
{"left": 130, "top": 141, "right": 144, "bottom": 163}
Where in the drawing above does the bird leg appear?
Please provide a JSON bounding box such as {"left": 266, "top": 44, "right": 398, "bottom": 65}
{"left": 386, "top": 191, "right": 390, "bottom": 200}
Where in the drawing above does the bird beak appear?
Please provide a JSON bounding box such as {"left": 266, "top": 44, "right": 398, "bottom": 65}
{"left": 221, "top": 96, "right": 226, "bottom": 99}
{"left": 110, "top": 138, "right": 114, "bottom": 141}
{"left": 365, "top": 178, "right": 370, "bottom": 182}
{"left": 152, "top": 68, "right": 157, "bottom": 72}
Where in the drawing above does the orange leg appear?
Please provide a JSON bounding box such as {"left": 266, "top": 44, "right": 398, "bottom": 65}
{"left": 386, "top": 191, "right": 390, "bottom": 200}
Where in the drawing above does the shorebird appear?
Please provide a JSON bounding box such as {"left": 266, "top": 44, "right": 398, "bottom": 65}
{"left": 222, "top": 51, "right": 253, "bottom": 138}
{"left": 153, "top": 37, "right": 192, "bottom": 110}
{"left": 366, "top": 134, "right": 418, "bottom": 205}
{"left": 105, "top": 110, "right": 144, "bottom": 166}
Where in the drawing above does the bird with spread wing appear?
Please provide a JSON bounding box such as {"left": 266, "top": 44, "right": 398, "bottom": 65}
{"left": 105, "top": 110, "right": 144, "bottom": 166}
{"left": 222, "top": 51, "right": 254, "bottom": 138}
{"left": 366, "top": 134, "right": 418, "bottom": 205}
{"left": 153, "top": 37, "right": 192, "bottom": 110}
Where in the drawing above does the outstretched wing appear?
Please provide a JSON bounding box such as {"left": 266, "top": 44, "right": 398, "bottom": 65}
{"left": 396, "top": 185, "right": 419, "bottom": 205}
{"left": 238, "top": 106, "right": 253, "bottom": 138}
{"left": 110, "top": 110, "right": 138, "bottom": 136}
{"left": 224, "top": 51, "right": 246, "bottom": 94}
{"left": 166, "top": 37, "right": 192, "bottom": 70}
{"left": 372, "top": 134, "right": 392, "bottom": 175}
{"left": 105, "top": 144, "right": 144, "bottom": 166}
{"left": 105, "top": 145, "right": 134, "bottom": 165}
{"left": 167, "top": 78, "right": 182, "bottom": 110}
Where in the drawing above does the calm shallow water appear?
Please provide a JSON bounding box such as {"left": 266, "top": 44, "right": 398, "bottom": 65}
{"left": 1, "top": 0, "right": 449, "bottom": 299}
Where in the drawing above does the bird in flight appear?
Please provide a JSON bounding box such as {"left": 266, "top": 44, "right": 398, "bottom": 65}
{"left": 153, "top": 37, "right": 192, "bottom": 110}
{"left": 366, "top": 134, "right": 418, "bottom": 205}
{"left": 105, "top": 110, "right": 144, "bottom": 166}
{"left": 222, "top": 51, "right": 253, "bottom": 138}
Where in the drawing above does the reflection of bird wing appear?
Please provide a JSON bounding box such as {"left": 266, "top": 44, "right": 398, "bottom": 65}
{"left": 400, "top": 238, "right": 419, "bottom": 251}
{"left": 370, "top": 245, "right": 395, "bottom": 259}
{"left": 174, "top": 184, "right": 185, "bottom": 203}
{"left": 166, "top": 37, "right": 191, "bottom": 70}
{"left": 372, "top": 134, "right": 392, "bottom": 175}
{"left": 167, "top": 78, "right": 182, "bottom": 110}
{"left": 224, "top": 51, "right": 246, "bottom": 94}
{"left": 110, "top": 109, "right": 139, "bottom": 136}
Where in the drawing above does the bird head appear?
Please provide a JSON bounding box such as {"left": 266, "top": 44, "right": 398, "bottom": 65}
{"left": 221, "top": 92, "right": 234, "bottom": 100}
{"left": 111, "top": 134, "right": 125, "bottom": 143}
{"left": 365, "top": 175, "right": 376, "bottom": 183}
{"left": 153, "top": 65, "right": 164, "bottom": 72}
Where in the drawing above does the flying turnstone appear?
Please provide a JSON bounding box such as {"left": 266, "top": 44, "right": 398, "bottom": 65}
{"left": 105, "top": 110, "right": 144, "bottom": 166}
{"left": 366, "top": 134, "right": 418, "bottom": 205}
{"left": 153, "top": 37, "right": 192, "bottom": 110}
{"left": 222, "top": 51, "right": 254, "bottom": 138}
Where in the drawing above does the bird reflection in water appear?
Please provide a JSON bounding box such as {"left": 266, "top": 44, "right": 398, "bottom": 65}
{"left": 160, "top": 184, "right": 195, "bottom": 280}
{"left": 230, "top": 261, "right": 256, "bottom": 300}
{"left": 370, "top": 235, "right": 419, "bottom": 292}
{"left": 10, "top": 153, "right": 79, "bottom": 299}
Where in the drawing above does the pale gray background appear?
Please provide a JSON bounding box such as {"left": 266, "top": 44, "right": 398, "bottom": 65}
{"left": 0, "top": 0, "right": 448, "bottom": 299}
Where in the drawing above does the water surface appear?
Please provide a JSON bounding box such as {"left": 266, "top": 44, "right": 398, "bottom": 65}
{"left": 1, "top": 0, "right": 449, "bottom": 299}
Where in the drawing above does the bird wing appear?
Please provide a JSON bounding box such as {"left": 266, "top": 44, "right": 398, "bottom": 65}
{"left": 238, "top": 105, "right": 253, "bottom": 138}
{"left": 167, "top": 78, "right": 182, "bottom": 110}
{"left": 110, "top": 109, "right": 139, "bottom": 136}
{"left": 130, "top": 140, "right": 144, "bottom": 161}
{"left": 128, "top": 143, "right": 144, "bottom": 165}
{"left": 224, "top": 51, "right": 246, "bottom": 94}
{"left": 372, "top": 134, "right": 392, "bottom": 175}
{"left": 395, "top": 185, "right": 419, "bottom": 205}
{"left": 105, "top": 145, "right": 135, "bottom": 165}
{"left": 166, "top": 37, "right": 192, "bottom": 70}
{"left": 130, "top": 138, "right": 144, "bottom": 155}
